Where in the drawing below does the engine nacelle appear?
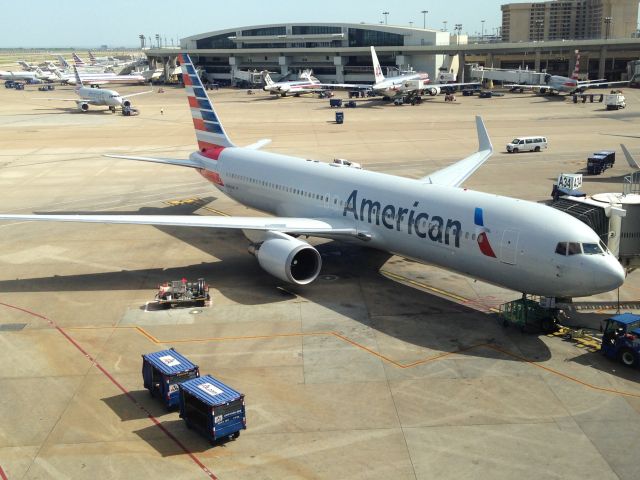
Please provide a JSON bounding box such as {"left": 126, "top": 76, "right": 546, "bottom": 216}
{"left": 250, "top": 232, "right": 321, "bottom": 285}
{"left": 123, "top": 99, "right": 131, "bottom": 108}
{"left": 79, "top": 102, "right": 89, "bottom": 111}
{"left": 427, "top": 86, "right": 441, "bottom": 96}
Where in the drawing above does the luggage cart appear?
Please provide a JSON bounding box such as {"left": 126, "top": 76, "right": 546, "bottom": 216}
{"left": 142, "top": 348, "right": 200, "bottom": 409}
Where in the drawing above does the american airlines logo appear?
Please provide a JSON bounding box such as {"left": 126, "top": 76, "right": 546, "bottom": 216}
{"left": 343, "top": 190, "right": 461, "bottom": 247}
{"left": 375, "top": 66, "right": 382, "bottom": 77}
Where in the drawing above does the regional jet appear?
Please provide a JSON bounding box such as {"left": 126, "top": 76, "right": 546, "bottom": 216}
{"left": 0, "top": 54, "right": 625, "bottom": 299}
{"left": 42, "top": 67, "right": 151, "bottom": 112}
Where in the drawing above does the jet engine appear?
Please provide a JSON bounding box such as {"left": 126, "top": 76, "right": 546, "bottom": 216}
{"left": 79, "top": 103, "right": 89, "bottom": 112}
{"left": 123, "top": 99, "right": 131, "bottom": 108}
{"left": 426, "top": 86, "right": 441, "bottom": 96}
{"left": 249, "top": 232, "right": 322, "bottom": 285}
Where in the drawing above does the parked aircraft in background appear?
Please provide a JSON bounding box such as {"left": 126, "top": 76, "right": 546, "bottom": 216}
{"left": 506, "top": 50, "right": 628, "bottom": 94}
{"left": 0, "top": 54, "right": 625, "bottom": 299}
{"left": 262, "top": 70, "right": 323, "bottom": 96}
{"left": 0, "top": 68, "right": 52, "bottom": 82}
{"left": 50, "top": 66, "right": 146, "bottom": 86}
{"left": 42, "top": 67, "right": 151, "bottom": 112}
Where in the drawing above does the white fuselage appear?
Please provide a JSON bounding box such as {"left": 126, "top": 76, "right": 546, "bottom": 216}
{"left": 373, "top": 72, "right": 430, "bottom": 97}
{"left": 547, "top": 75, "right": 580, "bottom": 93}
{"left": 76, "top": 86, "right": 123, "bottom": 107}
{"left": 264, "top": 79, "right": 320, "bottom": 96}
{"left": 186, "top": 147, "right": 624, "bottom": 298}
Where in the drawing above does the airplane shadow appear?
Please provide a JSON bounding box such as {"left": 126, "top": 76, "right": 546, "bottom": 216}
{"left": 0, "top": 200, "right": 552, "bottom": 362}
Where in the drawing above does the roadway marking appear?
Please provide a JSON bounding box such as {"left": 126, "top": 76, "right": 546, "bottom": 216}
{"left": 0, "top": 302, "right": 217, "bottom": 480}
{"left": 67, "top": 324, "right": 640, "bottom": 399}
{"left": 380, "top": 269, "right": 501, "bottom": 313}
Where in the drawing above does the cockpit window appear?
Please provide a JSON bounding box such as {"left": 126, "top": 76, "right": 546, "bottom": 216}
{"left": 555, "top": 242, "right": 567, "bottom": 255}
{"left": 582, "top": 243, "right": 603, "bottom": 255}
{"left": 599, "top": 240, "right": 609, "bottom": 253}
{"left": 567, "top": 242, "right": 582, "bottom": 255}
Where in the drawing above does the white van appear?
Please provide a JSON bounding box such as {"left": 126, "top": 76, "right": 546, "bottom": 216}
{"left": 506, "top": 136, "right": 548, "bottom": 153}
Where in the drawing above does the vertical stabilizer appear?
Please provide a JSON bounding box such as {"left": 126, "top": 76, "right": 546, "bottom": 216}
{"left": 571, "top": 50, "right": 580, "bottom": 80}
{"left": 72, "top": 53, "right": 86, "bottom": 67}
{"left": 58, "top": 55, "right": 70, "bottom": 69}
{"left": 73, "top": 66, "right": 84, "bottom": 88}
{"left": 262, "top": 70, "right": 274, "bottom": 86}
{"left": 371, "top": 46, "right": 386, "bottom": 84}
{"left": 179, "top": 53, "right": 235, "bottom": 158}
{"left": 88, "top": 51, "right": 97, "bottom": 64}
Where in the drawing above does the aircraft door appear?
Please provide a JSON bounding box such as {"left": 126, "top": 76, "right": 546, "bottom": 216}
{"left": 500, "top": 229, "right": 519, "bottom": 265}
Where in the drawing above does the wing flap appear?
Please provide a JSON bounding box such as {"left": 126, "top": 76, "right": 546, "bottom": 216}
{"left": 421, "top": 116, "right": 493, "bottom": 187}
{"left": 0, "top": 214, "right": 358, "bottom": 236}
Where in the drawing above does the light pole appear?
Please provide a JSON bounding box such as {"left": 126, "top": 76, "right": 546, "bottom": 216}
{"left": 409, "top": 21, "right": 413, "bottom": 28}
{"left": 481, "top": 19, "right": 485, "bottom": 39}
{"left": 155, "top": 34, "right": 160, "bottom": 48}
{"left": 604, "top": 16, "right": 612, "bottom": 40}
{"left": 443, "top": 20, "right": 448, "bottom": 32}
{"left": 454, "top": 24, "right": 462, "bottom": 44}
{"left": 421, "top": 10, "right": 428, "bottom": 29}
{"left": 383, "top": 11, "right": 389, "bottom": 25}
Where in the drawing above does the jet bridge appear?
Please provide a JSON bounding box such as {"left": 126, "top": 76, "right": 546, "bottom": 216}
{"left": 552, "top": 176, "right": 640, "bottom": 269}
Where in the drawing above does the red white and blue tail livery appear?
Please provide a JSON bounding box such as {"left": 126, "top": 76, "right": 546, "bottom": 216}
{"left": 180, "top": 53, "right": 235, "bottom": 159}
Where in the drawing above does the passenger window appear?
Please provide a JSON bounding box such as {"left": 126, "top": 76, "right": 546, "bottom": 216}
{"left": 582, "top": 243, "right": 602, "bottom": 255}
{"left": 568, "top": 242, "right": 581, "bottom": 255}
{"left": 526, "top": 139, "right": 533, "bottom": 144}
{"left": 555, "top": 242, "right": 567, "bottom": 255}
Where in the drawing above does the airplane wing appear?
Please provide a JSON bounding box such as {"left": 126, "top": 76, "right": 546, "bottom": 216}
{"left": 430, "top": 82, "right": 480, "bottom": 89}
{"left": 39, "top": 98, "right": 84, "bottom": 102}
{"left": 576, "top": 80, "right": 629, "bottom": 88}
{"left": 620, "top": 144, "right": 640, "bottom": 169}
{"left": 0, "top": 214, "right": 358, "bottom": 236}
{"left": 421, "top": 116, "right": 493, "bottom": 188}
{"left": 121, "top": 89, "right": 153, "bottom": 99}
{"left": 504, "top": 84, "right": 546, "bottom": 90}
{"left": 103, "top": 154, "right": 203, "bottom": 169}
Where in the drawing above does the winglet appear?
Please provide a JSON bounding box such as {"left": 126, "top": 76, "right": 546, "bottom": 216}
{"left": 245, "top": 139, "right": 271, "bottom": 150}
{"left": 620, "top": 144, "right": 640, "bottom": 170}
{"left": 476, "top": 116, "right": 492, "bottom": 153}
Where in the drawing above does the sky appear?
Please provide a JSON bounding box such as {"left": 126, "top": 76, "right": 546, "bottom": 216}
{"left": 1, "top": 0, "right": 505, "bottom": 48}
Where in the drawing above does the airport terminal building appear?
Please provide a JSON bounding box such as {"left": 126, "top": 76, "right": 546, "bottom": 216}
{"left": 158, "top": 23, "right": 464, "bottom": 85}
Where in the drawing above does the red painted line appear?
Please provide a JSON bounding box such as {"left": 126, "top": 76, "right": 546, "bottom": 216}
{"left": 0, "top": 302, "right": 217, "bottom": 480}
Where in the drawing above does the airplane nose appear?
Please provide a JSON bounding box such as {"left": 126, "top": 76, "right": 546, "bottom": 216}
{"left": 596, "top": 257, "right": 626, "bottom": 292}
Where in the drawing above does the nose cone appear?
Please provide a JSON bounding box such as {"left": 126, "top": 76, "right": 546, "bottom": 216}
{"left": 595, "top": 257, "right": 626, "bottom": 293}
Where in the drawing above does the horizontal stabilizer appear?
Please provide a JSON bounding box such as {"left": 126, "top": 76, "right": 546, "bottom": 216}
{"left": 103, "top": 154, "right": 203, "bottom": 169}
{"left": 245, "top": 139, "right": 271, "bottom": 150}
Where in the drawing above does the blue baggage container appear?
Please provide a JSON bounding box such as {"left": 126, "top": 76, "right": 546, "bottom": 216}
{"left": 179, "top": 375, "right": 246, "bottom": 443}
{"left": 142, "top": 349, "right": 199, "bottom": 409}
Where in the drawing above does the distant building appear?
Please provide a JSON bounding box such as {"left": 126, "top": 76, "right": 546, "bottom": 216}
{"left": 177, "top": 23, "right": 463, "bottom": 85}
{"left": 501, "top": 0, "right": 638, "bottom": 42}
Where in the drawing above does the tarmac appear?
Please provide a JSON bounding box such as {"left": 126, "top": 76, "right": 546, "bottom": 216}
{"left": 0, "top": 82, "right": 639, "bottom": 480}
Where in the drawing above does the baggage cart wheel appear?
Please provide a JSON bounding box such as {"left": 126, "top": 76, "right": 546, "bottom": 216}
{"left": 233, "top": 431, "right": 240, "bottom": 439}
{"left": 619, "top": 348, "right": 639, "bottom": 367}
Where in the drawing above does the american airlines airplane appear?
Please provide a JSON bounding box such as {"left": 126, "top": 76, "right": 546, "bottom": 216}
{"left": 42, "top": 67, "right": 151, "bottom": 112}
{"left": 50, "top": 66, "right": 146, "bottom": 86}
{"left": 262, "top": 70, "right": 323, "bottom": 96}
{"left": 507, "top": 51, "right": 628, "bottom": 94}
{"left": 0, "top": 54, "right": 625, "bottom": 298}
{"left": 369, "top": 46, "right": 478, "bottom": 99}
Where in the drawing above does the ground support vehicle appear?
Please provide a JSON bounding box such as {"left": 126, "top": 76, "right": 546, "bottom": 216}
{"left": 499, "top": 297, "right": 559, "bottom": 333}
{"left": 154, "top": 278, "right": 209, "bottom": 308}
{"left": 586, "top": 150, "right": 615, "bottom": 175}
{"left": 604, "top": 93, "right": 626, "bottom": 110}
{"left": 601, "top": 313, "right": 640, "bottom": 367}
{"left": 142, "top": 348, "right": 200, "bottom": 408}
{"left": 179, "top": 375, "right": 246, "bottom": 444}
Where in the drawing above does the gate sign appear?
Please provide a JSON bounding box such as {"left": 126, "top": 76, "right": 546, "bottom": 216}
{"left": 557, "top": 173, "right": 582, "bottom": 191}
